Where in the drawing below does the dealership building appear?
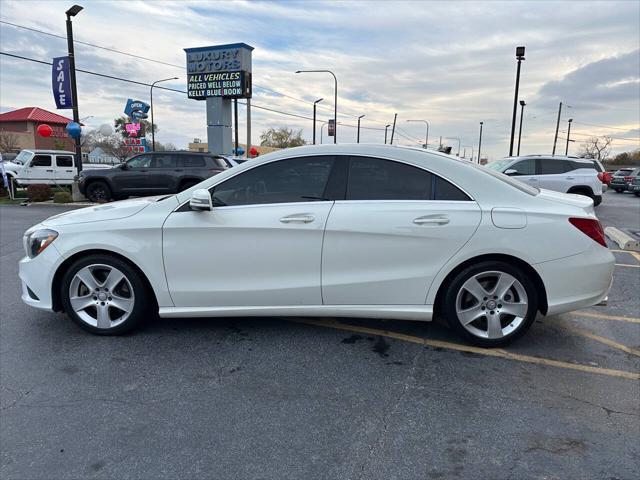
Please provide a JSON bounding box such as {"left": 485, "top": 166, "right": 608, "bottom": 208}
{"left": 0, "top": 107, "right": 76, "bottom": 153}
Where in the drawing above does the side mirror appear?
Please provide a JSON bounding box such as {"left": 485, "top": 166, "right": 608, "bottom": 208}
{"left": 504, "top": 168, "right": 518, "bottom": 176}
{"left": 190, "top": 189, "right": 212, "bottom": 211}
{"left": 119, "top": 163, "right": 128, "bottom": 170}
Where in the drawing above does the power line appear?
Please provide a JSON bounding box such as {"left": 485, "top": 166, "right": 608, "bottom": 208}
{"left": 573, "top": 120, "right": 639, "bottom": 132}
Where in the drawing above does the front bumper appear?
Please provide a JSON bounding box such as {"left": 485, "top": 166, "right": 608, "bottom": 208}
{"left": 18, "top": 244, "right": 63, "bottom": 311}
{"left": 534, "top": 242, "right": 615, "bottom": 316}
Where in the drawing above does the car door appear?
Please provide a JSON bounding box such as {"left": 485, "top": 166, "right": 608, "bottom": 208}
{"left": 321, "top": 156, "right": 481, "bottom": 305}
{"left": 112, "top": 154, "right": 153, "bottom": 193}
{"left": 151, "top": 153, "right": 178, "bottom": 192}
{"left": 22, "top": 154, "right": 54, "bottom": 184}
{"left": 506, "top": 158, "right": 537, "bottom": 187}
{"left": 162, "top": 155, "right": 337, "bottom": 307}
{"left": 536, "top": 158, "right": 571, "bottom": 192}
{"left": 54, "top": 154, "right": 75, "bottom": 184}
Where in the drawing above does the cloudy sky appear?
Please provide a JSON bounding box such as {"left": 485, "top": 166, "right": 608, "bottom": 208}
{"left": 1, "top": 0, "right": 639, "bottom": 159}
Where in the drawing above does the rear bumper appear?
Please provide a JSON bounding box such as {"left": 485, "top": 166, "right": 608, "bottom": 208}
{"left": 610, "top": 182, "right": 628, "bottom": 191}
{"left": 534, "top": 243, "right": 615, "bottom": 316}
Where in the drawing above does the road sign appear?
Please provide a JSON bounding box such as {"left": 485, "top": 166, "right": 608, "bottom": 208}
{"left": 328, "top": 119, "right": 335, "bottom": 137}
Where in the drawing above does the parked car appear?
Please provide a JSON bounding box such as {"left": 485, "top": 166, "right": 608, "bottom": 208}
{"left": 588, "top": 158, "right": 611, "bottom": 190}
{"left": 629, "top": 174, "right": 640, "bottom": 197}
{"left": 486, "top": 155, "right": 603, "bottom": 206}
{"left": 19, "top": 144, "right": 614, "bottom": 347}
{"left": 77, "top": 151, "right": 230, "bottom": 202}
{"left": 3, "top": 149, "right": 112, "bottom": 187}
{"left": 610, "top": 168, "right": 640, "bottom": 193}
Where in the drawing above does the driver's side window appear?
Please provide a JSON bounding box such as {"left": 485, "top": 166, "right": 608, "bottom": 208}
{"left": 211, "top": 156, "right": 334, "bottom": 207}
{"left": 510, "top": 159, "right": 535, "bottom": 176}
{"left": 126, "top": 155, "right": 152, "bottom": 169}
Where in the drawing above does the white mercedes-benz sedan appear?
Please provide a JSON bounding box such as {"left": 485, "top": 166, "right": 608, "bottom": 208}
{"left": 19, "top": 145, "right": 614, "bottom": 346}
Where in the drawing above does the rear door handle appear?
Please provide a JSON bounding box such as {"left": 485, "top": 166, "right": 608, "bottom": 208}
{"left": 46, "top": 169, "right": 54, "bottom": 172}
{"left": 413, "top": 215, "right": 450, "bottom": 225}
{"left": 280, "top": 214, "right": 315, "bottom": 224}
{"left": 528, "top": 178, "right": 538, "bottom": 182}
{"left": 566, "top": 176, "right": 575, "bottom": 180}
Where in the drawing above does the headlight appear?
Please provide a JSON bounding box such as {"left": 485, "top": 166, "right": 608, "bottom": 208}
{"left": 25, "top": 229, "right": 58, "bottom": 258}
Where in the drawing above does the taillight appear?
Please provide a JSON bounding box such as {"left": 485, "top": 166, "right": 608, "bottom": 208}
{"left": 597, "top": 172, "right": 604, "bottom": 182}
{"left": 624, "top": 176, "right": 633, "bottom": 182}
{"left": 569, "top": 218, "right": 607, "bottom": 248}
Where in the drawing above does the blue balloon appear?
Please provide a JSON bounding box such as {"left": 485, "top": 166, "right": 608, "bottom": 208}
{"left": 234, "top": 146, "right": 245, "bottom": 155}
{"left": 66, "top": 122, "right": 82, "bottom": 139}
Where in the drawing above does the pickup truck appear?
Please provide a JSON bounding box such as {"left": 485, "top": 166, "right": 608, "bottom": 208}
{"left": 3, "top": 149, "right": 113, "bottom": 187}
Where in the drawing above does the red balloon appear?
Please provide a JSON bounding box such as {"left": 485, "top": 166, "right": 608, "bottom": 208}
{"left": 249, "top": 147, "right": 258, "bottom": 156}
{"left": 37, "top": 124, "right": 53, "bottom": 137}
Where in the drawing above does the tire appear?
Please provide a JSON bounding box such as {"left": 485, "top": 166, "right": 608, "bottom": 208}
{"left": 86, "top": 181, "right": 112, "bottom": 203}
{"left": 635, "top": 192, "right": 640, "bottom": 197}
{"left": 615, "top": 188, "right": 623, "bottom": 193}
{"left": 178, "top": 180, "right": 199, "bottom": 192}
{"left": 441, "top": 261, "right": 539, "bottom": 347}
{"left": 593, "top": 196, "right": 602, "bottom": 206}
{"left": 60, "top": 254, "right": 152, "bottom": 335}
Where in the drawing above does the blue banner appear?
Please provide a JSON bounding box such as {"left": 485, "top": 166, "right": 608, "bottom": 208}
{"left": 52, "top": 56, "right": 73, "bottom": 109}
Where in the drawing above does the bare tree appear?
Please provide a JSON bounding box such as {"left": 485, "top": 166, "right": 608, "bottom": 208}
{"left": 0, "top": 131, "right": 20, "bottom": 153}
{"left": 579, "top": 136, "right": 612, "bottom": 161}
{"left": 260, "top": 127, "right": 306, "bottom": 148}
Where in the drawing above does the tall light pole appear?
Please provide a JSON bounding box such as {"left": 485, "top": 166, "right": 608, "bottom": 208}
{"left": 517, "top": 100, "right": 526, "bottom": 156}
{"left": 320, "top": 122, "right": 328, "bottom": 144}
{"left": 509, "top": 46, "right": 525, "bottom": 157}
{"left": 477, "top": 122, "right": 483, "bottom": 164}
{"left": 384, "top": 124, "right": 391, "bottom": 144}
{"left": 552, "top": 101, "right": 563, "bottom": 156}
{"left": 357, "top": 114, "right": 365, "bottom": 143}
{"left": 65, "top": 4, "right": 83, "bottom": 172}
{"left": 150, "top": 77, "right": 178, "bottom": 151}
{"left": 313, "top": 98, "right": 323, "bottom": 145}
{"left": 463, "top": 146, "right": 474, "bottom": 161}
{"left": 445, "top": 136, "right": 461, "bottom": 156}
{"left": 407, "top": 119, "right": 429, "bottom": 148}
{"left": 296, "top": 70, "right": 337, "bottom": 143}
{"left": 565, "top": 118, "right": 573, "bottom": 155}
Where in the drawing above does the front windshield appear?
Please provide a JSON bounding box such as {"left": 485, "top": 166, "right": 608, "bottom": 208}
{"left": 485, "top": 159, "right": 513, "bottom": 171}
{"left": 14, "top": 150, "right": 32, "bottom": 165}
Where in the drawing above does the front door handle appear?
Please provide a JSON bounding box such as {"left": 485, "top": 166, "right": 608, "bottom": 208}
{"left": 413, "top": 215, "right": 450, "bottom": 225}
{"left": 528, "top": 178, "right": 538, "bottom": 181}
{"left": 46, "top": 169, "right": 54, "bottom": 172}
{"left": 566, "top": 176, "right": 575, "bottom": 180}
{"left": 280, "top": 214, "right": 315, "bottom": 224}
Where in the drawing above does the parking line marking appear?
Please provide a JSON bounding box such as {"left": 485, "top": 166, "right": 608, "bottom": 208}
{"left": 288, "top": 318, "right": 640, "bottom": 381}
{"left": 571, "top": 311, "right": 640, "bottom": 324}
{"left": 615, "top": 263, "right": 640, "bottom": 268}
{"left": 611, "top": 249, "right": 640, "bottom": 263}
{"left": 559, "top": 322, "right": 640, "bottom": 357}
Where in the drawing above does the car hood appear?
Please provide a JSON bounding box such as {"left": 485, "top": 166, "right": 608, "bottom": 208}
{"left": 42, "top": 196, "right": 168, "bottom": 226}
{"left": 537, "top": 188, "right": 594, "bottom": 213}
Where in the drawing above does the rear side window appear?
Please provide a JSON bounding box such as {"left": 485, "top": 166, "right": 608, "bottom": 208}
{"left": 347, "top": 157, "right": 432, "bottom": 200}
{"left": 434, "top": 177, "right": 471, "bottom": 200}
{"left": 538, "top": 159, "right": 571, "bottom": 174}
{"left": 31, "top": 155, "right": 51, "bottom": 167}
{"left": 180, "top": 155, "right": 206, "bottom": 168}
{"left": 510, "top": 158, "right": 535, "bottom": 175}
{"left": 56, "top": 155, "right": 73, "bottom": 167}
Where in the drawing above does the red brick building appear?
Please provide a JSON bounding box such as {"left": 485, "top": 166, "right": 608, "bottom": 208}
{"left": 0, "top": 107, "right": 76, "bottom": 153}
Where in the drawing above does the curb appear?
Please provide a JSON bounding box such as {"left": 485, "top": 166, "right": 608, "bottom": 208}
{"left": 604, "top": 226, "right": 640, "bottom": 252}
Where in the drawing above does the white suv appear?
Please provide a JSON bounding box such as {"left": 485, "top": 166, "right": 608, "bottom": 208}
{"left": 487, "top": 155, "right": 603, "bottom": 206}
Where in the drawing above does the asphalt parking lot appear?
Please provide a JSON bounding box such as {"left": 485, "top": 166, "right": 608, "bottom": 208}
{"left": 1, "top": 190, "right": 638, "bottom": 480}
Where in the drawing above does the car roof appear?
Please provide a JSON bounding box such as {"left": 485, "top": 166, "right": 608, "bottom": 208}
{"left": 23, "top": 149, "right": 76, "bottom": 154}
{"left": 505, "top": 155, "right": 594, "bottom": 165}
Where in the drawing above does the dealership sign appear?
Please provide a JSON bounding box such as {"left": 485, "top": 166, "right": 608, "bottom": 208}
{"left": 52, "top": 56, "right": 73, "bottom": 109}
{"left": 184, "top": 43, "right": 253, "bottom": 100}
{"left": 124, "top": 99, "right": 150, "bottom": 122}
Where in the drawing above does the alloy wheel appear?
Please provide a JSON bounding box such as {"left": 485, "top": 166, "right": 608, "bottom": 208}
{"left": 455, "top": 270, "right": 528, "bottom": 340}
{"left": 68, "top": 264, "right": 135, "bottom": 329}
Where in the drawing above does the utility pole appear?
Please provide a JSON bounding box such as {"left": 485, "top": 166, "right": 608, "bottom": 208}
{"left": 565, "top": 118, "right": 573, "bottom": 155}
{"left": 477, "top": 122, "right": 483, "bottom": 164}
{"left": 552, "top": 101, "right": 562, "bottom": 156}
{"left": 509, "top": 46, "right": 526, "bottom": 156}
{"left": 384, "top": 125, "right": 391, "bottom": 144}
{"left": 234, "top": 98, "right": 239, "bottom": 155}
{"left": 357, "top": 114, "right": 365, "bottom": 143}
{"left": 246, "top": 98, "right": 251, "bottom": 158}
{"left": 390, "top": 113, "right": 397, "bottom": 144}
{"left": 65, "top": 4, "right": 83, "bottom": 172}
{"left": 517, "top": 100, "right": 526, "bottom": 156}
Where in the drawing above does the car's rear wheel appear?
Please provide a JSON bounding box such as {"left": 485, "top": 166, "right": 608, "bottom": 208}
{"left": 86, "top": 181, "right": 112, "bottom": 203}
{"left": 61, "top": 254, "right": 151, "bottom": 335}
{"left": 442, "top": 261, "right": 538, "bottom": 347}
{"left": 614, "top": 188, "right": 623, "bottom": 193}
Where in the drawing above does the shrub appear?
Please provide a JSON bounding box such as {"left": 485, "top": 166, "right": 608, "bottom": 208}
{"left": 53, "top": 191, "right": 73, "bottom": 203}
{"left": 26, "top": 184, "right": 52, "bottom": 202}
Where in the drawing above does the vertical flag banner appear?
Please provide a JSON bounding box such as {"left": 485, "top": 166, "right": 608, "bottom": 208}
{"left": 52, "top": 56, "right": 73, "bottom": 109}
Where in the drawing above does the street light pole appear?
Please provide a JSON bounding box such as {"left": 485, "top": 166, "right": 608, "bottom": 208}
{"left": 384, "top": 125, "right": 391, "bottom": 144}
{"left": 357, "top": 115, "right": 365, "bottom": 143}
{"left": 150, "top": 77, "right": 178, "bottom": 152}
{"left": 565, "top": 118, "right": 573, "bottom": 155}
{"left": 296, "top": 70, "right": 337, "bottom": 143}
{"left": 517, "top": 100, "right": 526, "bottom": 156}
{"left": 552, "top": 101, "right": 563, "bottom": 156}
{"left": 320, "top": 122, "right": 327, "bottom": 144}
{"left": 312, "top": 98, "right": 323, "bottom": 145}
{"left": 65, "top": 4, "right": 83, "bottom": 172}
{"left": 477, "top": 121, "right": 483, "bottom": 164}
{"left": 509, "top": 46, "right": 526, "bottom": 157}
{"left": 407, "top": 119, "right": 429, "bottom": 148}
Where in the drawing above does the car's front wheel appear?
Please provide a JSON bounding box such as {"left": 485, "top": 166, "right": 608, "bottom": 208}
{"left": 61, "top": 254, "right": 151, "bottom": 335}
{"left": 442, "top": 261, "right": 539, "bottom": 347}
{"left": 85, "top": 181, "right": 112, "bottom": 203}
